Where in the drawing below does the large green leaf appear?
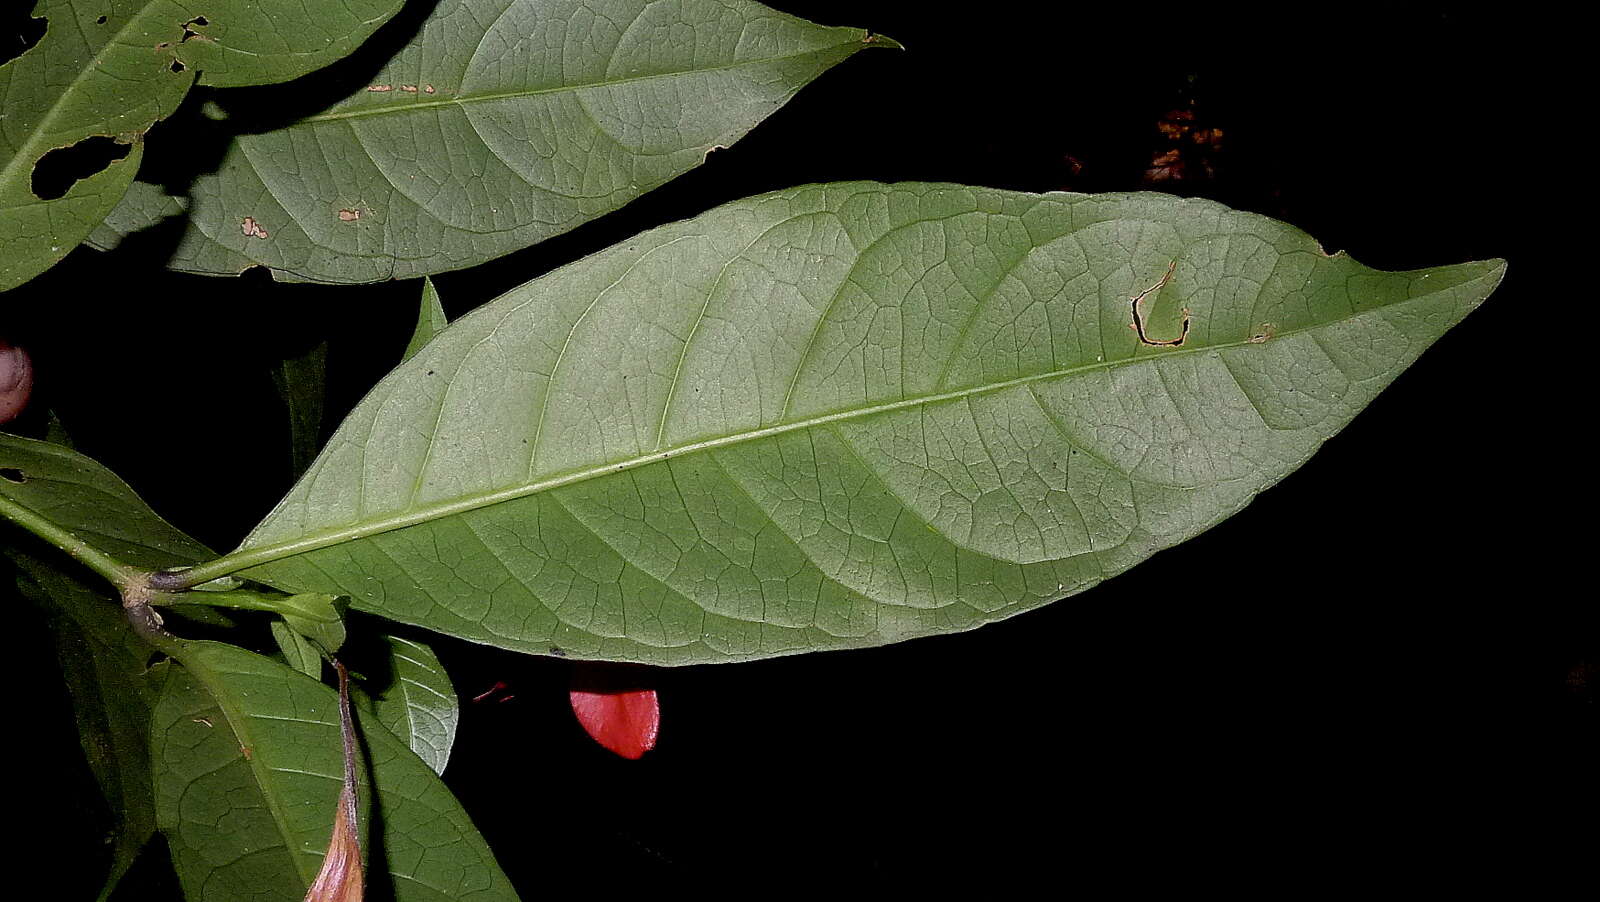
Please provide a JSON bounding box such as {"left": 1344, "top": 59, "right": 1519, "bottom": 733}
{"left": 150, "top": 0, "right": 895, "bottom": 282}
{"left": 0, "top": 0, "right": 404, "bottom": 290}
{"left": 12, "top": 552, "right": 159, "bottom": 901}
{"left": 189, "top": 184, "right": 1503, "bottom": 664}
{"left": 0, "top": 432, "right": 212, "bottom": 570}
{"left": 152, "top": 640, "right": 518, "bottom": 901}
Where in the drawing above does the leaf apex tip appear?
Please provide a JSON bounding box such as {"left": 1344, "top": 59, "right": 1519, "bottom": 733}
{"left": 859, "top": 30, "right": 904, "bottom": 51}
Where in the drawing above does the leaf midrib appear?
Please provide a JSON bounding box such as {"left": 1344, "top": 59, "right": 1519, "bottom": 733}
{"left": 186, "top": 270, "right": 1492, "bottom": 587}
{"left": 298, "top": 36, "right": 866, "bottom": 125}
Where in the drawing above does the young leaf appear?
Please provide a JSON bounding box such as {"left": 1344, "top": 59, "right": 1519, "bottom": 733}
{"left": 363, "top": 634, "right": 460, "bottom": 775}
{"left": 179, "top": 587, "right": 348, "bottom": 652}
{"left": 11, "top": 552, "right": 159, "bottom": 901}
{"left": 150, "top": 0, "right": 898, "bottom": 282}
{"left": 153, "top": 641, "right": 519, "bottom": 902}
{"left": 194, "top": 184, "right": 1504, "bottom": 665}
{"left": 282, "top": 595, "right": 349, "bottom": 655}
{"left": 0, "top": 0, "right": 405, "bottom": 290}
{"left": 402, "top": 278, "right": 450, "bottom": 364}
{"left": 272, "top": 619, "right": 325, "bottom": 679}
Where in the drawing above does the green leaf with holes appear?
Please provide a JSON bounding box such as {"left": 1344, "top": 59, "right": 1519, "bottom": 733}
{"left": 147, "top": 0, "right": 896, "bottom": 282}
{"left": 152, "top": 640, "right": 517, "bottom": 901}
{"left": 0, "top": 0, "right": 404, "bottom": 291}
{"left": 171, "top": 184, "right": 1504, "bottom": 664}
{"left": 0, "top": 432, "right": 212, "bottom": 570}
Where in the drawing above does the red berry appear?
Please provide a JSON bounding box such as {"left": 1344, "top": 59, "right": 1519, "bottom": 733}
{"left": 0, "top": 341, "right": 32, "bottom": 424}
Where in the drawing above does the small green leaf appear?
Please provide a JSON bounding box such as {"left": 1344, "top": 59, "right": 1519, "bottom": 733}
{"left": 150, "top": 0, "right": 897, "bottom": 282}
{"left": 363, "top": 634, "right": 459, "bottom": 774}
{"left": 201, "top": 184, "right": 1503, "bottom": 664}
{"left": 402, "top": 277, "right": 450, "bottom": 364}
{"left": 282, "top": 595, "right": 348, "bottom": 656}
{"left": 271, "top": 619, "right": 323, "bottom": 679}
{"left": 0, "top": 0, "right": 405, "bottom": 290}
{"left": 152, "top": 641, "right": 519, "bottom": 901}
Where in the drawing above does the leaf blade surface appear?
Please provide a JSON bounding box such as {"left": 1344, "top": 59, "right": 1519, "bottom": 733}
{"left": 0, "top": 0, "right": 403, "bottom": 290}
{"left": 0, "top": 432, "right": 213, "bottom": 570}
{"left": 153, "top": 641, "right": 518, "bottom": 901}
{"left": 365, "top": 634, "right": 459, "bottom": 774}
{"left": 153, "top": 0, "right": 893, "bottom": 282}
{"left": 217, "top": 184, "right": 1503, "bottom": 663}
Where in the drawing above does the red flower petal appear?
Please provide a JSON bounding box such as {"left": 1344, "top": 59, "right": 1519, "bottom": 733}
{"left": 569, "top": 663, "right": 659, "bottom": 760}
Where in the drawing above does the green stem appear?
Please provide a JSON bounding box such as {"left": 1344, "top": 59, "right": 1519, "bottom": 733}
{"left": 152, "top": 554, "right": 244, "bottom": 590}
{"left": 154, "top": 587, "right": 339, "bottom": 622}
{"left": 0, "top": 493, "right": 141, "bottom": 592}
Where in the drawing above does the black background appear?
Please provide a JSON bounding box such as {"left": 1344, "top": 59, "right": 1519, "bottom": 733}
{"left": 5, "top": 2, "right": 1589, "bottom": 894}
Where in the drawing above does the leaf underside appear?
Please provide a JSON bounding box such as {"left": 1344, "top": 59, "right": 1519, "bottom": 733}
{"left": 146, "top": 0, "right": 894, "bottom": 282}
{"left": 0, "top": 0, "right": 402, "bottom": 290}
{"left": 216, "top": 183, "right": 1502, "bottom": 665}
{"left": 366, "top": 634, "right": 460, "bottom": 775}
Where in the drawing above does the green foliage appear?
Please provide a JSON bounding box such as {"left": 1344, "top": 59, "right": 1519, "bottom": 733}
{"left": 404, "top": 277, "right": 450, "bottom": 363}
{"left": 13, "top": 553, "right": 159, "bottom": 901}
{"left": 133, "top": 0, "right": 895, "bottom": 282}
{"left": 0, "top": 3, "right": 1504, "bottom": 899}
{"left": 0, "top": 432, "right": 213, "bottom": 569}
{"left": 362, "top": 634, "right": 459, "bottom": 775}
{"left": 153, "top": 641, "right": 516, "bottom": 901}
{"left": 0, "top": 0, "right": 404, "bottom": 289}
{"left": 193, "top": 185, "right": 1502, "bottom": 663}
{"left": 270, "top": 341, "right": 330, "bottom": 479}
